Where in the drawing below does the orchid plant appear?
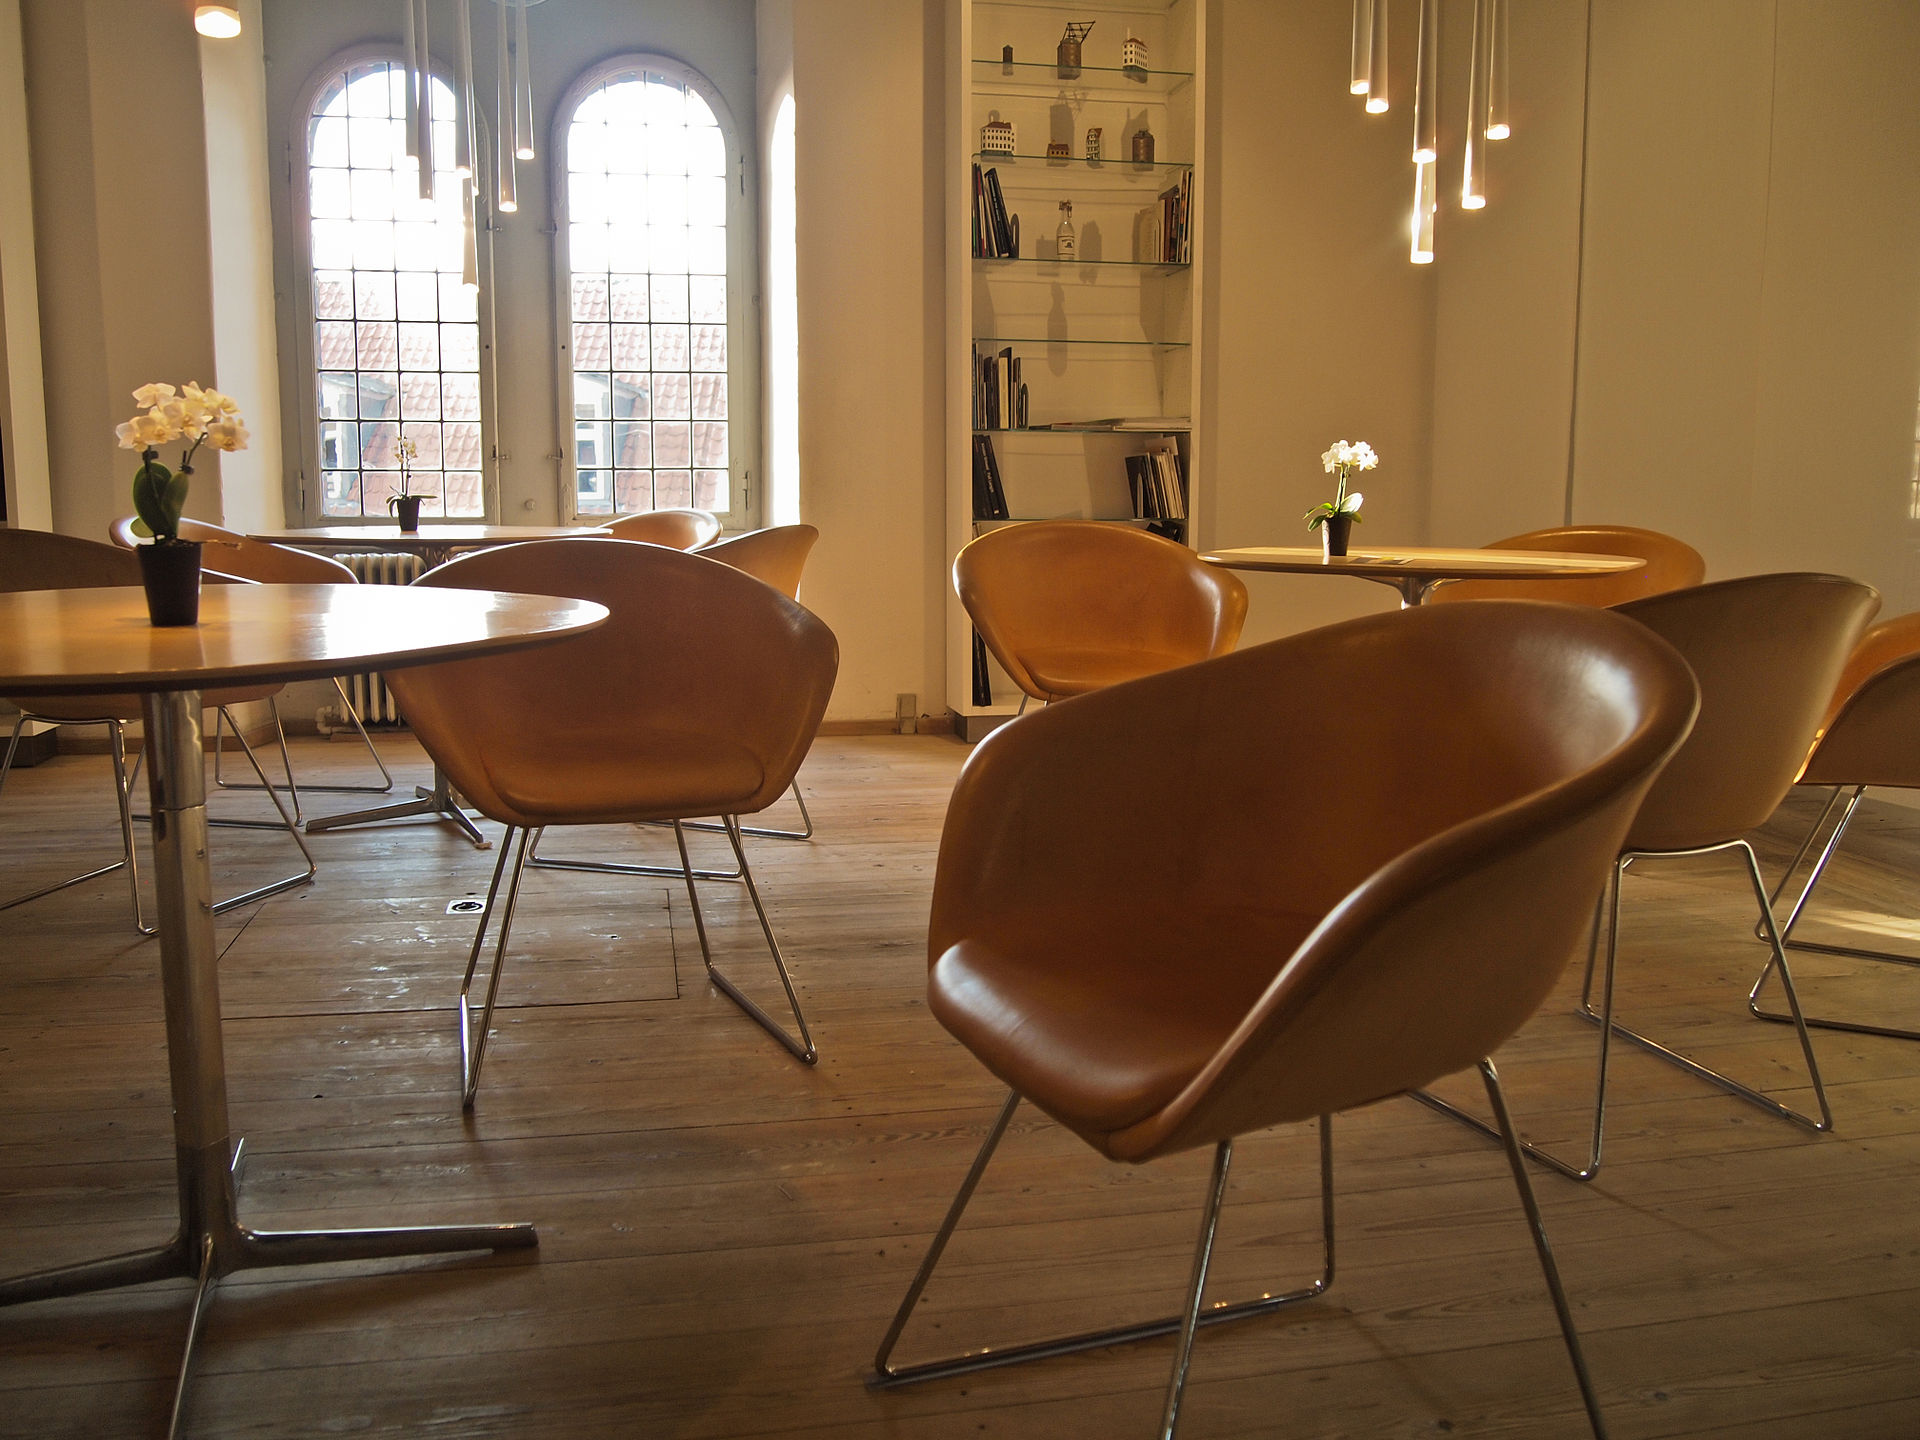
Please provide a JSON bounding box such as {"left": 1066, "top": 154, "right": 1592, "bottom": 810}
{"left": 116, "top": 382, "right": 249, "bottom": 543}
{"left": 1305, "top": 439, "right": 1376, "bottom": 532}
{"left": 388, "top": 436, "right": 428, "bottom": 514}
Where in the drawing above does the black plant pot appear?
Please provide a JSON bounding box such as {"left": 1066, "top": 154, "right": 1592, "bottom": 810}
{"left": 393, "top": 496, "right": 422, "bottom": 533}
{"left": 1321, "top": 513, "right": 1355, "bottom": 559}
{"left": 137, "top": 540, "right": 204, "bottom": 627}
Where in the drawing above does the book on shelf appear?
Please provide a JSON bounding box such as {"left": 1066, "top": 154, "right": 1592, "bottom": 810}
{"left": 971, "top": 344, "right": 1030, "bottom": 432}
{"left": 971, "top": 433, "right": 1010, "bottom": 521}
{"left": 1133, "top": 168, "right": 1194, "bottom": 265}
{"left": 1124, "top": 440, "right": 1188, "bottom": 525}
{"left": 970, "top": 630, "right": 992, "bottom": 707}
{"left": 972, "top": 164, "right": 1020, "bottom": 259}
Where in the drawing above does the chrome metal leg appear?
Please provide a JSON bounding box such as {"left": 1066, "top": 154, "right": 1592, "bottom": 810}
{"left": 1479, "top": 1060, "right": 1610, "bottom": 1440}
{"left": 167, "top": 1235, "right": 217, "bottom": 1440}
{"left": 458, "top": 825, "right": 533, "bottom": 1108}
{"left": 0, "top": 690, "right": 538, "bottom": 1433}
{"left": 1158, "top": 1139, "right": 1233, "bottom": 1440}
{"left": 304, "top": 764, "right": 490, "bottom": 848}
{"left": 869, "top": 1093, "right": 1336, "bottom": 1390}
{"left": 1416, "top": 867, "right": 1623, "bottom": 1181}
{"left": 674, "top": 816, "right": 816, "bottom": 1063}
{"left": 679, "top": 778, "right": 817, "bottom": 843}
{"left": 201, "top": 713, "right": 317, "bottom": 911}
{"left": 1760, "top": 786, "right": 1853, "bottom": 942}
{"left": 1750, "top": 786, "right": 1920, "bottom": 1040}
{"left": 210, "top": 699, "right": 303, "bottom": 824}
{"left": 0, "top": 716, "right": 156, "bottom": 934}
{"left": 1591, "top": 842, "right": 1832, "bottom": 1131}
{"left": 530, "top": 821, "right": 747, "bottom": 883}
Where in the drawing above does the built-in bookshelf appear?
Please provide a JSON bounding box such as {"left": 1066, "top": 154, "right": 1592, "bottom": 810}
{"left": 946, "top": 0, "right": 1206, "bottom": 737}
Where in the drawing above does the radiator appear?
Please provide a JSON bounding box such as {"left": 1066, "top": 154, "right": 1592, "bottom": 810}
{"left": 338, "top": 552, "right": 428, "bottom": 725}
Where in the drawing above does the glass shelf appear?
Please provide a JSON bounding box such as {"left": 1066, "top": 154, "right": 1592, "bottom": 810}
{"left": 972, "top": 58, "right": 1194, "bottom": 96}
{"left": 974, "top": 514, "right": 1182, "bottom": 527}
{"left": 973, "top": 335, "right": 1190, "bottom": 349}
{"left": 973, "top": 150, "right": 1193, "bottom": 172}
{"left": 974, "top": 424, "right": 1192, "bottom": 434}
{"left": 974, "top": 255, "right": 1189, "bottom": 272}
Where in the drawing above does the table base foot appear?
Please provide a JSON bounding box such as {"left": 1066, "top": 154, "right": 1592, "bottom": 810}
{"left": 304, "top": 781, "right": 491, "bottom": 849}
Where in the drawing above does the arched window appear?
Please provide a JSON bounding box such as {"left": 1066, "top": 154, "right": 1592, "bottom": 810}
{"left": 301, "top": 57, "right": 484, "bottom": 519}
{"left": 556, "top": 59, "right": 739, "bottom": 520}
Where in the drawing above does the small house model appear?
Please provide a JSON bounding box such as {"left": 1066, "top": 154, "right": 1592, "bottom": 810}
{"left": 980, "top": 114, "right": 1015, "bottom": 155}
{"left": 1122, "top": 31, "right": 1148, "bottom": 74}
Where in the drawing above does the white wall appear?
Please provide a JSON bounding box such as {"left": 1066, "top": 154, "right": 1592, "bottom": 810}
{"left": 0, "top": 0, "right": 50, "bottom": 530}
{"left": 1431, "top": 0, "right": 1920, "bottom": 619}
{"left": 200, "top": 0, "right": 286, "bottom": 533}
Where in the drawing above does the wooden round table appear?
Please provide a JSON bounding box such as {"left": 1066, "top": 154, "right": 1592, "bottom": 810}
{"left": 247, "top": 524, "right": 611, "bottom": 569}
{"left": 0, "top": 583, "right": 606, "bottom": 1437}
{"left": 1202, "top": 545, "right": 1647, "bottom": 608}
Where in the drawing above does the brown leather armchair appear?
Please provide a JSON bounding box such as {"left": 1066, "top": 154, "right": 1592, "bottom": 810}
{"left": 870, "top": 599, "right": 1699, "bottom": 1439}
{"left": 109, "top": 515, "right": 396, "bottom": 806}
{"left": 604, "top": 507, "right": 722, "bottom": 549}
{"left": 954, "top": 521, "right": 1248, "bottom": 708}
{"left": 382, "top": 539, "right": 838, "bottom": 1106}
{"left": 0, "top": 530, "right": 314, "bottom": 932}
{"left": 1426, "top": 524, "right": 1706, "bottom": 607}
{"left": 1425, "top": 573, "right": 1879, "bottom": 1182}
{"left": 1755, "top": 612, "right": 1920, "bottom": 1040}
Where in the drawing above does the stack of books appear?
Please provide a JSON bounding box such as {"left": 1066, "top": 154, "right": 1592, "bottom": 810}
{"left": 971, "top": 434, "right": 1010, "bottom": 520}
{"left": 1125, "top": 444, "right": 1188, "bottom": 525}
{"left": 971, "top": 344, "right": 1028, "bottom": 430}
{"left": 1136, "top": 168, "right": 1194, "bottom": 265}
{"left": 971, "top": 164, "right": 1019, "bottom": 258}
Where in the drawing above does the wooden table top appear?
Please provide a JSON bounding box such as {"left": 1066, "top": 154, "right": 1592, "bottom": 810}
{"left": 247, "top": 525, "right": 609, "bottom": 549}
{"left": 1201, "top": 545, "right": 1647, "bottom": 582}
{"left": 0, "top": 584, "right": 607, "bottom": 697}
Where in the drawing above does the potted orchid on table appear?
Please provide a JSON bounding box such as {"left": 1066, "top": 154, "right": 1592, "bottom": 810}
{"left": 1306, "top": 439, "right": 1376, "bottom": 559}
{"left": 116, "top": 382, "right": 249, "bottom": 626}
{"left": 388, "top": 437, "right": 428, "bottom": 533}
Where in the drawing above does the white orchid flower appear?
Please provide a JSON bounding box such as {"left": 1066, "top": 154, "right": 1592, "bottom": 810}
{"left": 131, "top": 382, "right": 177, "bottom": 410}
{"left": 205, "top": 419, "right": 251, "bottom": 452}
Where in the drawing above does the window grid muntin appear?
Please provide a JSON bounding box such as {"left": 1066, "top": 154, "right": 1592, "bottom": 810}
{"left": 306, "top": 61, "right": 484, "bottom": 519}
{"left": 565, "top": 69, "right": 730, "bottom": 517}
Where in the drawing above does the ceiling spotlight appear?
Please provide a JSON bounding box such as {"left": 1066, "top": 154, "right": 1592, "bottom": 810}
{"left": 193, "top": 5, "right": 242, "bottom": 39}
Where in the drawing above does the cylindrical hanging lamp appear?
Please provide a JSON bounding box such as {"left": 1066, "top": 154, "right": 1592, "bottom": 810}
{"left": 513, "top": 0, "right": 535, "bottom": 160}
{"left": 402, "top": 0, "right": 419, "bottom": 165}
{"left": 1461, "top": 0, "right": 1489, "bottom": 208}
{"left": 462, "top": 190, "right": 480, "bottom": 291}
{"left": 414, "top": 0, "right": 434, "bottom": 202}
{"left": 1487, "top": 0, "right": 1511, "bottom": 139}
{"left": 1412, "top": 0, "right": 1438, "bottom": 163}
{"left": 1365, "top": 0, "right": 1389, "bottom": 112}
{"left": 1411, "top": 159, "right": 1436, "bottom": 264}
{"left": 1350, "top": 0, "right": 1373, "bottom": 96}
{"left": 495, "top": 0, "right": 517, "bottom": 212}
{"left": 455, "top": 0, "right": 475, "bottom": 179}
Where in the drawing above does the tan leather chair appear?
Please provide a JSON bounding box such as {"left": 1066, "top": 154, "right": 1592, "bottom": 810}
{"left": 382, "top": 539, "right": 838, "bottom": 1106}
{"left": 0, "top": 529, "right": 315, "bottom": 932}
{"left": 604, "top": 507, "right": 722, "bottom": 550}
{"left": 1425, "top": 574, "right": 1880, "bottom": 1182}
{"left": 1754, "top": 612, "right": 1920, "bottom": 1040}
{"left": 955, "top": 521, "right": 1248, "bottom": 708}
{"left": 1427, "top": 524, "right": 1706, "bottom": 607}
{"left": 109, "top": 515, "right": 396, "bottom": 806}
{"left": 869, "top": 600, "right": 1698, "bottom": 1439}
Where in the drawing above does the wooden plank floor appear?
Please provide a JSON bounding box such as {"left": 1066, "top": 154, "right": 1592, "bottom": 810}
{"left": 1, "top": 733, "right": 1918, "bottom": 1438}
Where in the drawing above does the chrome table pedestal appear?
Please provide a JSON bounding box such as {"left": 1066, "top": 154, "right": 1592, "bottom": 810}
{"left": 0, "top": 690, "right": 535, "bottom": 1438}
{"left": 304, "top": 761, "right": 491, "bottom": 847}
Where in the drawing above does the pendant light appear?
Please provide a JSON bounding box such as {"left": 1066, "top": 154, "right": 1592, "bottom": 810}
{"left": 1350, "top": 0, "right": 1373, "bottom": 97}
{"left": 495, "top": 0, "right": 517, "bottom": 211}
{"left": 1461, "top": 0, "right": 1489, "bottom": 210}
{"left": 1365, "top": 0, "right": 1389, "bottom": 113}
{"left": 454, "top": 0, "right": 475, "bottom": 179}
{"left": 1412, "top": 0, "right": 1438, "bottom": 163}
{"left": 1487, "top": 0, "right": 1511, "bottom": 139}
{"left": 413, "top": 0, "right": 434, "bottom": 202}
{"left": 1410, "top": 160, "right": 1436, "bottom": 264}
{"left": 513, "top": 0, "right": 535, "bottom": 160}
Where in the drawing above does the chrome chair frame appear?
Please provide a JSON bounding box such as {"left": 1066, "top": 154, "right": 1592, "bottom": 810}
{"left": 871, "top": 1062, "right": 1606, "bottom": 1440}
{"left": 455, "top": 815, "right": 816, "bottom": 1109}
{"left": 1751, "top": 783, "right": 1920, "bottom": 1040}
{"left": 1, "top": 708, "right": 316, "bottom": 934}
{"left": 1418, "top": 839, "right": 1832, "bottom": 1182}
{"left": 209, "top": 679, "right": 396, "bottom": 807}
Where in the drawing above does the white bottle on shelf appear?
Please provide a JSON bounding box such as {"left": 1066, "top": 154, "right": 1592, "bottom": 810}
{"left": 1056, "top": 200, "right": 1076, "bottom": 262}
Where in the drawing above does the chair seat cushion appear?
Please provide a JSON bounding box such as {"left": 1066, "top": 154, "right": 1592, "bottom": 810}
{"left": 929, "top": 903, "right": 1322, "bottom": 1139}
{"left": 1021, "top": 647, "right": 1196, "bottom": 698}
{"left": 483, "top": 723, "right": 766, "bottom": 825}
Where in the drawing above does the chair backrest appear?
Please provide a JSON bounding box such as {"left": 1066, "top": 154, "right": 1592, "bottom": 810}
{"left": 697, "top": 524, "right": 819, "bottom": 601}
{"left": 954, "top": 521, "right": 1248, "bottom": 701}
{"left": 605, "top": 508, "right": 722, "bottom": 550}
{"left": 1803, "top": 612, "right": 1920, "bottom": 790}
{"left": 1426, "top": 525, "right": 1706, "bottom": 607}
{"left": 3, "top": 527, "right": 143, "bottom": 589}
{"left": 929, "top": 600, "right": 1699, "bottom": 1157}
{"left": 383, "top": 539, "right": 838, "bottom": 825}
{"left": 1614, "top": 573, "right": 1879, "bottom": 851}
{"left": 111, "top": 515, "right": 356, "bottom": 584}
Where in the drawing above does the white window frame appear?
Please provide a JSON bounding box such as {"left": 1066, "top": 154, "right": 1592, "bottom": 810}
{"left": 289, "top": 43, "right": 499, "bottom": 526}
{"left": 549, "top": 53, "right": 755, "bottom": 528}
